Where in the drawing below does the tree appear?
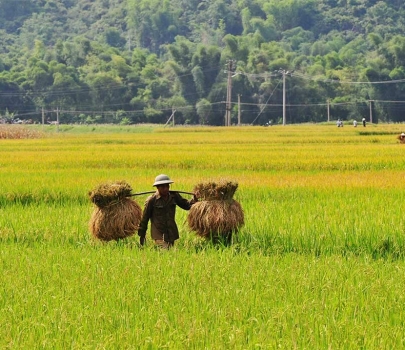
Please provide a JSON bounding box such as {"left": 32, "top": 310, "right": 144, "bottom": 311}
{"left": 0, "top": 77, "right": 26, "bottom": 117}
{"left": 196, "top": 98, "right": 212, "bottom": 124}
{"left": 263, "top": 0, "right": 318, "bottom": 32}
{"left": 85, "top": 72, "right": 125, "bottom": 112}
{"left": 104, "top": 28, "right": 126, "bottom": 48}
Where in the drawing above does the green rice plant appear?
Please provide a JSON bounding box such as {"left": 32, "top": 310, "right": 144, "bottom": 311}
{"left": 2, "top": 247, "right": 405, "bottom": 348}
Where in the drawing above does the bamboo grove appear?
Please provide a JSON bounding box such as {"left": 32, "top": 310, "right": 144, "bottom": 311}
{"left": 1, "top": 0, "right": 405, "bottom": 125}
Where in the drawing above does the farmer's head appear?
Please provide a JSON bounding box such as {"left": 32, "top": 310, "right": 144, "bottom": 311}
{"left": 153, "top": 174, "right": 174, "bottom": 196}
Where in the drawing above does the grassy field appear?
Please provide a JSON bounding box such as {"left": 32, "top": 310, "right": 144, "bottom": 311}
{"left": 1, "top": 123, "right": 405, "bottom": 348}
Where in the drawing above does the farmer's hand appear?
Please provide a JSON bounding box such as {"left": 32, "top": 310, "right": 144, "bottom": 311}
{"left": 138, "top": 229, "right": 146, "bottom": 246}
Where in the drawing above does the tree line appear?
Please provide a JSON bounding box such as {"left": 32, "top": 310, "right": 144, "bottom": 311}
{"left": 0, "top": 0, "right": 405, "bottom": 125}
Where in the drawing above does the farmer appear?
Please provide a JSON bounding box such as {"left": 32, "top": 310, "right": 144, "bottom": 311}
{"left": 137, "top": 174, "right": 197, "bottom": 248}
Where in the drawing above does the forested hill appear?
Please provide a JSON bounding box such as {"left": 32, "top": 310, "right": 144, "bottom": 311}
{"left": 1, "top": 0, "right": 405, "bottom": 125}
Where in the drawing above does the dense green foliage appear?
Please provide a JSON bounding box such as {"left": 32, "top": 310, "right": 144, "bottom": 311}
{"left": 1, "top": 0, "right": 405, "bottom": 124}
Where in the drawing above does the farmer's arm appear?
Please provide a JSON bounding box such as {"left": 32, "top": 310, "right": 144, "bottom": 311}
{"left": 138, "top": 196, "right": 154, "bottom": 241}
{"left": 175, "top": 192, "right": 197, "bottom": 210}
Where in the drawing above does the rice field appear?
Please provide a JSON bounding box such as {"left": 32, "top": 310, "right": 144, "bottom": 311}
{"left": 1, "top": 123, "right": 405, "bottom": 348}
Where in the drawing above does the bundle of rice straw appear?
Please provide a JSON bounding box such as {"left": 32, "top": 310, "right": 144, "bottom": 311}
{"left": 88, "top": 181, "right": 142, "bottom": 241}
{"left": 187, "top": 180, "right": 244, "bottom": 241}
{"left": 89, "top": 180, "right": 133, "bottom": 208}
{"left": 193, "top": 180, "right": 238, "bottom": 201}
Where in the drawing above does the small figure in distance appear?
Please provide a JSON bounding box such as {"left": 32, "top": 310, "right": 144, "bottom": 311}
{"left": 353, "top": 120, "right": 357, "bottom": 127}
{"left": 398, "top": 132, "right": 405, "bottom": 144}
{"left": 137, "top": 174, "right": 198, "bottom": 249}
{"left": 362, "top": 117, "right": 366, "bottom": 127}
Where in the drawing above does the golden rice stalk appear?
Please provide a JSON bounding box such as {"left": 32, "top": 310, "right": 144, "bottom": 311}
{"left": 89, "top": 180, "right": 132, "bottom": 208}
{"left": 193, "top": 179, "right": 238, "bottom": 201}
{"left": 0, "top": 125, "right": 43, "bottom": 139}
{"left": 89, "top": 198, "right": 142, "bottom": 241}
{"left": 187, "top": 199, "right": 244, "bottom": 238}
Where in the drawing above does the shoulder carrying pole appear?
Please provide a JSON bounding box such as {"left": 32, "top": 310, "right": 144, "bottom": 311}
{"left": 129, "top": 190, "right": 194, "bottom": 197}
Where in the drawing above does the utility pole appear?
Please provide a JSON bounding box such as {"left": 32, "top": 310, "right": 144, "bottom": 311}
{"left": 224, "top": 60, "right": 235, "bottom": 126}
{"left": 276, "top": 69, "right": 292, "bottom": 126}
{"left": 369, "top": 100, "right": 374, "bottom": 124}
{"left": 42, "top": 107, "right": 45, "bottom": 131}
{"left": 56, "top": 107, "right": 59, "bottom": 132}
{"left": 327, "top": 99, "right": 330, "bottom": 122}
{"left": 282, "top": 71, "right": 286, "bottom": 126}
{"left": 164, "top": 109, "right": 176, "bottom": 127}
{"left": 237, "top": 94, "right": 241, "bottom": 126}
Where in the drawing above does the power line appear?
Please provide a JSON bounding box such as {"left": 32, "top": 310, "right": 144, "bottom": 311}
{"left": 8, "top": 99, "right": 404, "bottom": 120}
{"left": 291, "top": 72, "right": 405, "bottom": 85}
{"left": 235, "top": 70, "right": 405, "bottom": 85}
{"left": 1, "top": 67, "right": 403, "bottom": 103}
{"left": 250, "top": 80, "right": 281, "bottom": 125}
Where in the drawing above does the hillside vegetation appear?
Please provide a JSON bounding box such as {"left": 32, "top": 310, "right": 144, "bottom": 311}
{"left": 0, "top": 0, "right": 405, "bottom": 124}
